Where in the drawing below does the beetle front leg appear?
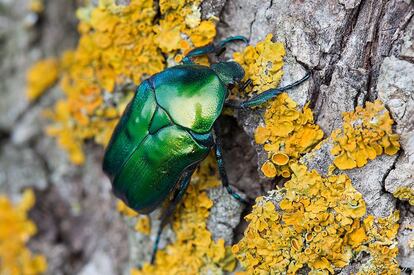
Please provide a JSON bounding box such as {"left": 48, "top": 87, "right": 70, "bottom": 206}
{"left": 150, "top": 170, "right": 194, "bottom": 264}
{"left": 213, "top": 125, "right": 250, "bottom": 205}
{"left": 225, "top": 70, "right": 310, "bottom": 109}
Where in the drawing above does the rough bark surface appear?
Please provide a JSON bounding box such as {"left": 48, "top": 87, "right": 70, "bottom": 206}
{"left": 0, "top": 0, "right": 413, "bottom": 274}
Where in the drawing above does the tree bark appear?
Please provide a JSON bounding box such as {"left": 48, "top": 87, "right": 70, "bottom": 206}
{"left": 0, "top": 0, "right": 413, "bottom": 274}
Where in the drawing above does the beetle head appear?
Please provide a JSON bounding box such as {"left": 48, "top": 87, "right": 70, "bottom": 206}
{"left": 211, "top": 61, "right": 245, "bottom": 87}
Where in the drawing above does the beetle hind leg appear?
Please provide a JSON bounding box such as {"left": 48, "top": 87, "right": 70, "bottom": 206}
{"left": 213, "top": 124, "right": 250, "bottom": 205}
{"left": 182, "top": 35, "right": 249, "bottom": 64}
{"left": 150, "top": 170, "right": 194, "bottom": 264}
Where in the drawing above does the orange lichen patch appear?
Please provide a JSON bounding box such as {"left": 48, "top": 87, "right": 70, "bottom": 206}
{"left": 254, "top": 93, "right": 324, "bottom": 178}
{"left": 331, "top": 100, "right": 400, "bottom": 170}
{"left": 185, "top": 20, "right": 216, "bottom": 47}
{"left": 271, "top": 152, "right": 289, "bottom": 166}
{"left": 117, "top": 200, "right": 151, "bottom": 235}
{"left": 392, "top": 187, "right": 414, "bottom": 206}
{"left": 131, "top": 156, "right": 236, "bottom": 274}
{"left": 44, "top": 99, "right": 98, "bottom": 165}
{"left": 232, "top": 163, "right": 367, "bottom": 274}
{"left": 261, "top": 161, "right": 277, "bottom": 178}
{"left": 134, "top": 216, "right": 151, "bottom": 235}
{"left": 116, "top": 200, "right": 138, "bottom": 217}
{"left": 40, "top": 0, "right": 216, "bottom": 164}
{"left": 281, "top": 168, "right": 291, "bottom": 178}
{"left": 26, "top": 58, "right": 59, "bottom": 101}
{"left": 233, "top": 34, "right": 285, "bottom": 94}
{"left": 155, "top": 0, "right": 215, "bottom": 52}
{"left": 29, "top": 0, "right": 44, "bottom": 13}
{"left": 357, "top": 212, "right": 400, "bottom": 274}
{"left": 233, "top": 163, "right": 403, "bottom": 274}
{"left": 0, "top": 189, "right": 47, "bottom": 275}
{"left": 409, "top": 238, "right": 414, "bottom": 250}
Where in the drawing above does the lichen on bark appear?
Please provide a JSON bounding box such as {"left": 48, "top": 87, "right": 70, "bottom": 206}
{"left": 0, "top": 0, "right": 413, "bottom": 274}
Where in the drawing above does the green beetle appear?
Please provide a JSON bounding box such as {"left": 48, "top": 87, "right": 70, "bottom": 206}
{"left": 102, "top": 36, "right": 309, "bottom": 263}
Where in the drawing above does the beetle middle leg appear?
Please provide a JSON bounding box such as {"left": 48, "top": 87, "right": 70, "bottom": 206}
{"left": 150, "top": 169, "right": 194, "bottom": 264}
{"left": 182, "top": 35, "right": 249, "bottom": 64}
{"left": 213, "top": 124, "right": 250, "bottom": 205}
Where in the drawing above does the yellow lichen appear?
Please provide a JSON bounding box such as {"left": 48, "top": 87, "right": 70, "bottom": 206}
{"left": 0, "top": 189, "right": 47, "bottom": 275}
{"left": 272, "top": 152, "right": 289, "bottom": 166}
{"left": 29, "top": 0, "right": 44, "bottom": 13}
{"left": 254, "top": 93, "right": 324, "bottom": 178}
{"left": 409, "top": 238, "right": 414, "bottom": 250}
{"left": 131, "top": 156, "right": 236, "bottom": 274}
{"left": 331, "top": 100, "right": 400, "bottom": 170}
{"left": 117, "top": 200, "right": 138, "bottom": 217}
{"left": 233, "top": 163, "right": 367, "bottom": 274}
{"left": 233, "top": 163, "right": 402, "bottom": 274}
{"left": 134, "top": 216, "right": 151, "bottom": 235}
{"left": 261, "top": 160, "right": 277, "bottom": 178}
{"left": 117, "top": 200, "right": 151, "bottom": 235}
{"left": 357, "top": 211, "right": 400, "bottom": 274}
{"left": 37, "top": 0, "right": 216, "bottom": 164}
{"left": 392, "top": 186, "right": 414, "bottom": 205}
{"left": 26, "top": 58, "right": 59, "bottom": 101}
{"left": 233, "top": 34, "right": 285, "bottom": 94}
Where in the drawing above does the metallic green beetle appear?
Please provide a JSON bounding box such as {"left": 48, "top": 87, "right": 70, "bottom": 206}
{"left": 102, "top": 36, "right": 309, "bottom": 263}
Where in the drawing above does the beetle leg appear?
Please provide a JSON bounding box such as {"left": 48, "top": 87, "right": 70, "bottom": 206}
{"left": 182, "top": 44, "right": 216, "bottom": 64}
{"left": 213, "top": 125, "right": 250, "bottom": 205}
{"left": 225, "top": 70, "right": 310, "bottom": 109}
{"left": 217, "top": 35, "right": 249, "bottom": 48}
{"left": 150, "top": 170, "right": 193, "bottom": 264}
{"left": 240, "top": 79, "right": 252, "bottom": 92}
{"left": 182, "top": 36, "right": 248, "bottom": 64}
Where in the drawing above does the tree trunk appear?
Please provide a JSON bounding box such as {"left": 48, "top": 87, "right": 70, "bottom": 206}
{"left": 0, "top": 0, "right": 413, "bottom": 274}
